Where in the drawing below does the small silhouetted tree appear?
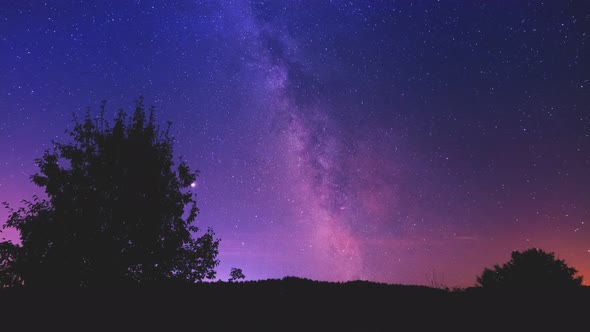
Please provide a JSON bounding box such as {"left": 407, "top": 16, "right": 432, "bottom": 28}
{"left": 476, "top": 248, "right": 583, "bottom": 289}
{"left": 0, "top": 97, "right": 220, "bottom": 287}
{"left": 229, "top": 267, "right": 245, "bottom": 282}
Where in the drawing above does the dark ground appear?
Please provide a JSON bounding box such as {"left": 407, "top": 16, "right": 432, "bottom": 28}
{"left": 1, "top": 277, "right": 588, "bottom": 331}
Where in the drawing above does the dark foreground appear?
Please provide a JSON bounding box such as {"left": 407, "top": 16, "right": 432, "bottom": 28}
{"left": 1, "top": 277, "right": 588, "bottom": 331}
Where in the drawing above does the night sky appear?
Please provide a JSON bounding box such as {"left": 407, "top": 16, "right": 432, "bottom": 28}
{"left": 1, "top": 1, "right": 589, "bottom": 288}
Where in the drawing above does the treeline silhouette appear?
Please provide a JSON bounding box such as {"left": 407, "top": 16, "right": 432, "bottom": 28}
{"left": 0, "top": 276, "right": 588, "bottom": 330}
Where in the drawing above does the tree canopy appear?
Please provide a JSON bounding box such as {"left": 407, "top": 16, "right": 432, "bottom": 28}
{"left": 0, "top": 97, "right": 220, "bottom": 287}
{"left": 476, "top": 248, "right": 583, "bottom": 289}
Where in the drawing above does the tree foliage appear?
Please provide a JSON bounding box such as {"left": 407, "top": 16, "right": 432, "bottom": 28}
{"left": 0, "top": 97, "right": 220, "bottom": 287}
{"left": 229, "top": 267, "right": 245, "bottom": 282}
{"left": 476, "top": 248, "right": 583, "bottom": 288}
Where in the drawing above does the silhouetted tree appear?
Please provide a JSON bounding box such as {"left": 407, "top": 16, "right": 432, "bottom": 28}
{"left": 229, "top": 267, "right": 245, "bottom": 282}
{"left": 476, "top": 248, "right": 583, "bottom": 288}
{"left": 0, "top": 97, "right": 220, "bottom": 287}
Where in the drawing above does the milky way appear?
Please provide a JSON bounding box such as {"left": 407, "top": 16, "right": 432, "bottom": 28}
{"left": 1, "top": 1, "right": 589, "bottom": 287}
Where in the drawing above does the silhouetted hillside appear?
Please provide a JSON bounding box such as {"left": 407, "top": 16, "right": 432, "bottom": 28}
{"left": 1, "top": 277, "right": 588, "bottom": 331}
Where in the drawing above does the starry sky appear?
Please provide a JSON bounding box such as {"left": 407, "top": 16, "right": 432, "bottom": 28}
{"left": 1, "top": 1, "right": 589, "bottom": 288}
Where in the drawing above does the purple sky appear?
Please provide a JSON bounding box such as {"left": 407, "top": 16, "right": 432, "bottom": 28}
{"left": 1, "top": 1, "right": 589, "bottom": 288}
